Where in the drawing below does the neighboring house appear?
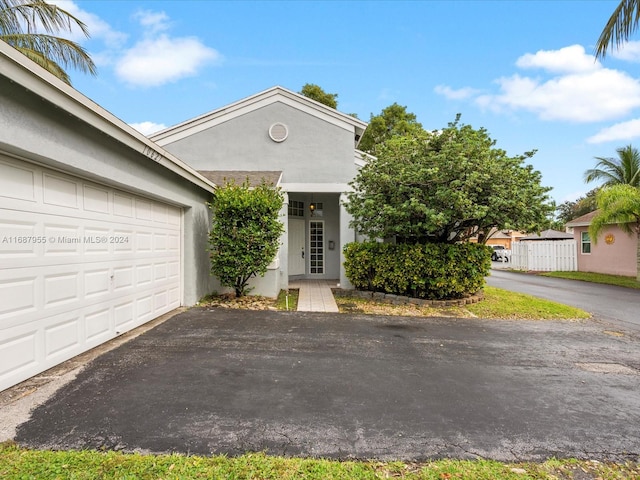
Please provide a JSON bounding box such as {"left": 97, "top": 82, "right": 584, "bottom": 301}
{"left": 566, "top": 211, "right": 638, "bottom": 278}
{"left": 0, "top": 41, "right": 216, "bottom": 391}
{"left": 151, "top": 86, "right": 369, "bottom": 297}
{"left": 519, "top": 229, "right": 574, "bottom": 241}
{"left": 471, "top": 228, "right": 526, "bottom": 249}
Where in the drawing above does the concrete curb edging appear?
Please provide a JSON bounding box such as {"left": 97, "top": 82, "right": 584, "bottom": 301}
{"left": 331, "top": 288, "right": 484, "bottom": 307}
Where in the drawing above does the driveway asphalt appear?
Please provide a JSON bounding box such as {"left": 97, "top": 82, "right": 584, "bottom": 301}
{"left": 487, "top": 268, "right": 640, "bottom": 335}
{"left": 13, "top": 308, "right": 640, "bottom": 462}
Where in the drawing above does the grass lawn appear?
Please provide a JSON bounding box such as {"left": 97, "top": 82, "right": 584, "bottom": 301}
{"left": 541, "top": 271, "right": 640, "bottom": 289}
{"left": 335, "top": 286, "right": 590, "bottom": 320}
{"left": 466, "top": 286, "right": 590, "bottom": 320}
{"left": 1, "top": 442, "right": 638, "bottom": 479}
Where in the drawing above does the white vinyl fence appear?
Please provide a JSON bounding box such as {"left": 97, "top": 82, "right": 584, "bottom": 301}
{"left": 510, "top": 240, "right": 577, "bottom": 272}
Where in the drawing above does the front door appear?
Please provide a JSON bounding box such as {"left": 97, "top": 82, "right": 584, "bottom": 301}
{"left": 288, "top": 218, "right": 305, "bottom": 275}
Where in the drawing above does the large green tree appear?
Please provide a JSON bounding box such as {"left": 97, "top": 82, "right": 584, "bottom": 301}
{"left": 299, "top": 83, "right": 338, "bottom": 109}
{"left": 0, "top": 0, "right": 96, "bottom": 84}
{"left": 208, "top": 180, "right": 284, "bottom": 297}
{"left": 346, "top": 116, "right": 553, "bottom": 244}
{"left": 589, "top": 184, "right": 640, "bottom": 280}
{"left": 595, "top": 0, "right": 640, "bottom": 58}
{"left": 584, "top": 145, "right": 640, "bottom": 188}
{"left": 357, "top": 103, "right": 423, "bottom": 154}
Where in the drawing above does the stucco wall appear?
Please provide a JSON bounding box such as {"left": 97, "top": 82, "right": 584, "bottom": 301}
{"left": 161, "top": 102, "right": 357, "bottom": 184}
{"left": 574, "top": 225, "right": 638, "bottom": 278}
{"left": 0, "top": 75, "right": 214, "bottom": 305}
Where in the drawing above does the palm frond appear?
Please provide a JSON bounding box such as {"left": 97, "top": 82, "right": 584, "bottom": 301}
{"left": 0, "top": 0, "right": 95, "bottom": 84}
{"left": 595, "top": 0, "right": 640, "bottom": 59}
{"left": 5, "top": 32, "right": 96, "bottom": 75}
{"left": 590, "top": 185, "right": 640, "bottom": 242}
{"left": 584, "top": 145, "right": 640, "bottom": 187}
{"left": 0, "top": 0, "right": 90, "bottom": 37}
{"left": 12, "top": 43, "right": 70, "bottom": 82}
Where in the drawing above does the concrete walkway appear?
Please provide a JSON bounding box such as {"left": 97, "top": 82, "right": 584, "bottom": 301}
{"left": 289, "top": 279, "right": 339, "bottom": 312}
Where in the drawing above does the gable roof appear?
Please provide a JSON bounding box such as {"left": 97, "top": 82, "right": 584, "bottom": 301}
{"left": 150, "top": 86, "right": 368, "bottom": 146}
{"left": 520, "top": 229, "right": 574, "bottom": 241}
{"left": 565, "top": 210, "right": 599, "bottom": 227}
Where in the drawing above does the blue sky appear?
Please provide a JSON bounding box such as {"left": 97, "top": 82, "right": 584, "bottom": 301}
{"left": 52, "top": 0, "right": 640, "bottom": 206}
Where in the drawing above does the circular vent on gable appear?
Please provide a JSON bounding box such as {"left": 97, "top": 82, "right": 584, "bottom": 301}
{"left": 269, "top": 122, "right": 289, "bottom": 142}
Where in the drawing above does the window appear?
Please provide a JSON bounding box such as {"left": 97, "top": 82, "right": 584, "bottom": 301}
{"left": 581, "top": 231, "right": 591, "bottom": 254}
{"left": 309, "top": 220, "right": 324, "bottom": 274}
{"left": 288, "top": 200, "right": 304, "bottom": 217}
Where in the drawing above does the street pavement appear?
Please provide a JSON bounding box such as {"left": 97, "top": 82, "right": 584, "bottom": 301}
{"left": 487, "top": 267, "right": 640, "bottom": 335}
{"left": 14, "top": 308, "right": 640, "bottom": 462}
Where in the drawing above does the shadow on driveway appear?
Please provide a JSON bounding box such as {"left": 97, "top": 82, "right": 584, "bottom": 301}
{"left": 15, "top": 309, "right": 640, "bottom": 462}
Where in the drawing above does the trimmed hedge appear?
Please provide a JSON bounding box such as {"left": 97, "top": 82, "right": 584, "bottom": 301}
{"left": 343, "top": 241, "right": 491, "bottom": 300}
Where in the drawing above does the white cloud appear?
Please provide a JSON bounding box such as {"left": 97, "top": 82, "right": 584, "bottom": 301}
{"left": 130, "top": 121, "right": 167, "bottom": 136}
{"left": 115, "top": 35, "right": 220, "bottom": 87}
{"left": 479, "top": 69, "right": 640, "bottom": 122}
{"left": 434, "top": 85, "right": 480, "bottom": 100}
{"left": 133, "top": 10, "right": 171, "bottom": 36}
{"left": 587, "top": 118, "right": 640, "bottom": 144}
{"left": 516, "top": 44, "right": 600, "bottom": 73}
{"left": 52, "top": 4, "right": 221, "bottom": 87}
{"left": 612, "top": 40, "right": 640, "bottom": 62}
{"left": 110, "top": 9, "right": 221, "bottom": 87}
{"left": 440, "top": 44, "right": 640, "bottom": 124}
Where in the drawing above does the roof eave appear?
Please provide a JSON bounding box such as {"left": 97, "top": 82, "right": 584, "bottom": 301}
{"left": 0, "top": 40, "right": 216, "bottom": 193}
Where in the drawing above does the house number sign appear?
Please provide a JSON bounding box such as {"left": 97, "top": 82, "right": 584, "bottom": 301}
{"left": 605, "top": 234, "right": 615, "bottom": 245}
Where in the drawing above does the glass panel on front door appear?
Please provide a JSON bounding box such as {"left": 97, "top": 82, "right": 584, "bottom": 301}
{"left": 309, "top": 220, "right": 324, "bottom": 274}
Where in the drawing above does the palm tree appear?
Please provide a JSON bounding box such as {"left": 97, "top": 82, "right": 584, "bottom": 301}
{"left": 595, "top": 0, "right": 640, "bottom": 59}
{"left": 590, "top": 184, "right": 640, "bottom": 281}
{"left": 0, "top": 0, "right": 96, "bottom": 84}
{"left": 584, "top": 145, "right": 640, "bottom": 188}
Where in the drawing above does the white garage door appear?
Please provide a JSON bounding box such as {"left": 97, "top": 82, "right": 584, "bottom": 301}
{"left": 0, "top": 154, "right": 182, "bottom": 392}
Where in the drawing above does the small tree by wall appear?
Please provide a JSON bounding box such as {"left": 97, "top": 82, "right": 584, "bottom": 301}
{"left": 208, "top": 180, "right": 284, "bottom": 297}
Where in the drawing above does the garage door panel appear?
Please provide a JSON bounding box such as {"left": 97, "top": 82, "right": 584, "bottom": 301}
{"left": 43, "top": 173, "right": 80, "bottom": 209}
{"left": 84, "top": 268, "right": 111, "bottom": 298}
{"left": 114, "top": 192, "right": 134, "bottom": 218}
{"left": 44, "top": 272, "right": 79, "bottom": 307}
{"left": 0, "top": 276, "right": 37, "bottom": 321}
{"left": 114, "top": 301, "right": 134, "bottom": 330}
{"left": 45, "top": 317, "right": 81, "bottom": 358}
{"left": 0, "top": 158, "right": 37, "bottom": 202}
{"left": 85, "top": 307, "right": 111, "bottom": 343}
{"left": 0, "top": 331, "right": 37, "bottom": 378}
{"left": 135, "top": 198, "right": 154, "bottom": 221}
{"left": 113, "top": 266, "right": 134, "bottom": 291}
{"left": 0, "top": 155, "right": 183, "bottom": 392}
{"left": 44, "top": 224, "right": 82, "bottom": 255}
{"left": 83, "top": 185, "right": 110, "bottom": 214}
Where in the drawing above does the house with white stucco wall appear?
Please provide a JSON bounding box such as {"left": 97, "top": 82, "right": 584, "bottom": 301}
{"left": 151, "top": 86, "right": 369, "bottom": 296}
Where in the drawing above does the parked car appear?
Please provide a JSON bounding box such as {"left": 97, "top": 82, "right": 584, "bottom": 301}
{"left": 491, "top": 245, "right": 510, "bottom": 262}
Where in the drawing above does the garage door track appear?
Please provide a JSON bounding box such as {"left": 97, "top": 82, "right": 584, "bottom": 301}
{"left": 14, "top": 309, "right": 640, "bottom": 461}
